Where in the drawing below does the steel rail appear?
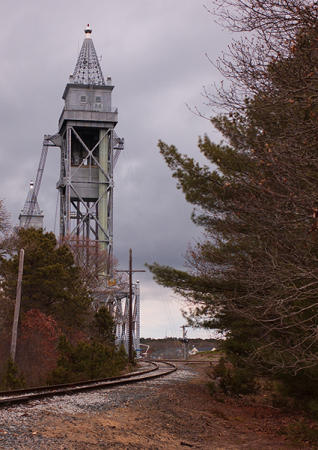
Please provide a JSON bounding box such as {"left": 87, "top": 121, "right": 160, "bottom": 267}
{"left": 0, "top": 361, "right": 157, "bottom": 396}
{"left": 0, "top": 361, "right": 176, "bottom": 408}
{"left": 152, "top": 359, "right": 215, "bottom": 364}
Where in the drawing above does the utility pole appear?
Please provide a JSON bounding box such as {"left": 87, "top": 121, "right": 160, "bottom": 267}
{"left": 128, "top": 249, "right": 133, "bottom": 363}
{"left": 117, "top": 249, "right": 145, "bottom": 363}
{"left": 10, "top": 249, "right": 25, "bottom": 362}
{"left": 181, "top": 325, "right": 189, "bottom": 360}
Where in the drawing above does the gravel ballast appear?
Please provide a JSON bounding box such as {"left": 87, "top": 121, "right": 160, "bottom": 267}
{"left": 0, "top": 368, "right": 194, "bottom": 449}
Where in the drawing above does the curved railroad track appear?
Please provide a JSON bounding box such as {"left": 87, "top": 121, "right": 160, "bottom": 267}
{"left": 0, "top": 360, "right": 176, "bottom": 408}
{"left": 155, "top": 359, "right": 214, "bottom": 364}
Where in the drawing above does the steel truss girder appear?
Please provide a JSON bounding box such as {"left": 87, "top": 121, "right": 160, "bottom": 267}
{"left": 58, "top": 125, "right": 114, "bottom": 267}
{"left": 110, "top": 282, "right": 140, "bottom": 353}
{"left": 24, "top": 134, "right": 61, "bottom": 228}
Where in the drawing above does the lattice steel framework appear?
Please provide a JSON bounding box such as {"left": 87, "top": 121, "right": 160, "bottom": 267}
{"left": 19, "top": 26, "right": 140, "bottom": 353}
{"left": 110, "top": 281, "right": 140, "bottom": 353}
{"left": 57, "top": 26, "right": 123, "bottom": 271}
{"left": 19, "top": 134, "right": 61, "bottom": 229}
{"left": 19, "top": 181, "right": 43, "bottom": 229}
{"left": 58, "top": 127, "right": 112, "bottom": 261}
{"left": 58, "top": 27, "right": 140, "bottom": 352}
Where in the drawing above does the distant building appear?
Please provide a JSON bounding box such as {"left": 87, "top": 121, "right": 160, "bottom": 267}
{"left": 189, "top": 346, "right": 199, "bottom": 355}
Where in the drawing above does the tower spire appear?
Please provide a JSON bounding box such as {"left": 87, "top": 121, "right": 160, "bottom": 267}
{"left": 19, "top": 181, "right": 43, "bottom": 229}
{"left": 72, "top": 24, "right": 105, "bottom": 86}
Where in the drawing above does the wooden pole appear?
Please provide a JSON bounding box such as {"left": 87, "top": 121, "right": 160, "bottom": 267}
{"left": 128, "top": 248, "right": 133, "bottom": 363}
{"left": 10, "top": 249, "right": 25, "bottom": 362}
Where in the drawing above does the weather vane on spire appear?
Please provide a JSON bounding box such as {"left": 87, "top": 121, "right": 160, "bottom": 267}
{"left": 85, "top": 24, "right": 92, "bottom": 36}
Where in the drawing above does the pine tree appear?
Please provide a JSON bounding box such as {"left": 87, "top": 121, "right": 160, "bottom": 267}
{"left": 92, "top": 306, "right": 115, "bottom": 345}
{"left": 0, "top": 228, "right": 91, "bottom": 327}
{"left": 149, "top": 1, "right": 318, "bottom": 394}
{"left": 1, "top": 358, "right": 25, "bottom": 390}
{"left": 48, "top": 335, "right": 127, "bottom": 383}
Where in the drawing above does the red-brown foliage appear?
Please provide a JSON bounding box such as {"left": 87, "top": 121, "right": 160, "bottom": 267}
{"left": 17, "top": 309, "right": 60, "bottom": 386}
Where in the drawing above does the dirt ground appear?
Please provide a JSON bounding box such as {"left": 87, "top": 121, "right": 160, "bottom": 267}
{"left": 35, "top": 361, "right": 313, "bottom": 449}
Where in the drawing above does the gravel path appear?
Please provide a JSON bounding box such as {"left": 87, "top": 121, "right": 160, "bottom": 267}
{"left": 0, "top": 367, "right": 195, "bottom": 449}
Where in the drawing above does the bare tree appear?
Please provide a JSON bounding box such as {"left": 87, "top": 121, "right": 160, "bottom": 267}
{"left": 150, "top": 1, "right": 318, "bottom": 378}
{"left": 63, "top": 237, "right": 127, "bottom": 297}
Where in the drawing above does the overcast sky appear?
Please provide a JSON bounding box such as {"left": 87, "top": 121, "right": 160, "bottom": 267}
{"left": 0, "top": 0, "right": 231, "bottom": 339}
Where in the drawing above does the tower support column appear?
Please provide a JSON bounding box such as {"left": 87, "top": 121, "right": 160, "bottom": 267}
{"left": 98, "top": 129, "right": 109, "bottom": 252}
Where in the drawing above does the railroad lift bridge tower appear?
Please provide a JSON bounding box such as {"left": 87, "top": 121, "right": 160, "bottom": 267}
{"left": 58, "top": 24, "right": 117, "bottom": 262}
{"left": 19, "top": 25, "right": 140, "bottom": 353}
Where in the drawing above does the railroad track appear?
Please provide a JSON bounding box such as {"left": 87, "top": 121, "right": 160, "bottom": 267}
{"left": 157, "top": 359, "right": 215, "bottom": 364}
{"left": 0, "top": 361, "right": 176, "bottom": 408}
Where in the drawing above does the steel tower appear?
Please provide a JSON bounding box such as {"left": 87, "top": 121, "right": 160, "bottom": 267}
{"left": 57, "top": 25, "right": 123, "bottom": 271}
{"left": 58, "top": 26, "right": 140, "bottom": 352}
{"left": 19, "top": 26, "right": 140, "bottom": 354}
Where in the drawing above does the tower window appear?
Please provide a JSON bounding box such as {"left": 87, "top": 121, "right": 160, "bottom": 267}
{"left": 80, "top": 95, "right": 87, "bottom": 103}
{"left": 95, "top": 96, "right": 101, "bottom": 103}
